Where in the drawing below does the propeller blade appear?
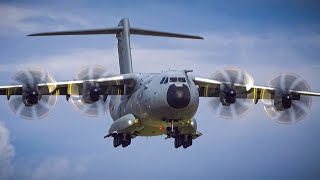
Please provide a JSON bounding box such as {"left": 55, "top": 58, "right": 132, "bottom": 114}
{"left": 262, "top": 73, "right": 311, "bottom": 123}
{"left": 207, "top": 67, "right": 255, "bottom": 119}
{"left": 70, "top": 65, "right": 119, "bottom": 117}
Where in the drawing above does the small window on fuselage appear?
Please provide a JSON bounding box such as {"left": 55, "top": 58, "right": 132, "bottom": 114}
{"left": 178, "top": 77, "right": 186, "bottom": 82}
{"left": 170, "top": 77, "right": 177, "bottom": 82}
{"left": 160, "top": 77, "right": 165, "bottom": 84}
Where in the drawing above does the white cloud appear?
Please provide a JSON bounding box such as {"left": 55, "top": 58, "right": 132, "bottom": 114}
{"left": 0, "top": 48, "right": 119, "bottom": 80}
{"left": 31, "top": 157, "right": 87, "bottom": 180}
{"left": 0, "top": 4, "right": 90, "bottom": 34}
{"left": 0, "top": 4, "right": 38, "bottom": 31}
{"left": 0, "top": 121, "right": 14, "bottom": 180}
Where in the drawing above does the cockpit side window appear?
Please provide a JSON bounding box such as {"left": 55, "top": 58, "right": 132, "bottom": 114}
{"left": 178, "top": 77, "right": 186, "bottom": 82}
{"left": 163, "top": 77, "right": 168, "bottom": 84}
{"left": 170, "top": 77, "right": 177, "bottom": 82}
{"left": 160, "top": 77, "right": 165, "bottom": 84}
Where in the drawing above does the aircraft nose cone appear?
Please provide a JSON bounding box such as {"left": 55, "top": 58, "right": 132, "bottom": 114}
{"left": 167, "top": 84, "right": 191, "bottom": 109}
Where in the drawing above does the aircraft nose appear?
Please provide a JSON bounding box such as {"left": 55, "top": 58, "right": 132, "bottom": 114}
{"left": 167, "top": 84, "right": 191, "bottom": 109}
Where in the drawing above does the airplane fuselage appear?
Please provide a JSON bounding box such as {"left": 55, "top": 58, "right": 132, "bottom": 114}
{"left": 110, "top": 70, "right": 199, "bottom": 136}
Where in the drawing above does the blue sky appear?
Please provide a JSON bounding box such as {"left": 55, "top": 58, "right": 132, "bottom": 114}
{"left": 0, "top": 0, "right": 320, "bottom": 179}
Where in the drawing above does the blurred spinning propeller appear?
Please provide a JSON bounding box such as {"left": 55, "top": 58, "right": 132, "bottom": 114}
{"left": 69, "top": 65, "right": 117, "bottom": 116}
{"left": 207, "top": 67, "right": 255, "bottom": 119}
{"left": 8, "top": 69, "right": 58, "bottom": 119}
{"left": 261, "top": 73, "right": 311, "bottom": 123}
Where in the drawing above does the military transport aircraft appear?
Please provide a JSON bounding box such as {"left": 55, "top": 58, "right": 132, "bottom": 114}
{"left": 1, "top": 18, "right": 320, "bottom": 149}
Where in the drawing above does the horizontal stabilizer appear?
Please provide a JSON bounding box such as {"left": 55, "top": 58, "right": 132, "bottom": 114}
{"left": 27, "top": 18, "right": 203, "bottom": 75}
{"left": 28, "top": 27, "right": 203, "bottom": 39}
{"left": 28, "top": 27, "right": 123, "bottom": 36}
{"left": 130, "top": 28, "right": 203, "bottom": 39}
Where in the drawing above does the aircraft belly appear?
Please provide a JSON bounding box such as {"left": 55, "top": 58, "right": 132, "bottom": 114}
{"left": 136, "top": 125, "right": 166, "bottom": 136}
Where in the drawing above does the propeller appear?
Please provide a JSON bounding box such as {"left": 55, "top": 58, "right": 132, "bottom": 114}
{"left": 261, "top": 73, "right": 311, "bottom": 124}
{"left": 8, "top": 69, "right": 58, "bottom": 119}
{"left": 69, "top": 65, "right": 118, "bottom": 116}
{"left": 207, "top": 67, "right": 255, "bottom": 119}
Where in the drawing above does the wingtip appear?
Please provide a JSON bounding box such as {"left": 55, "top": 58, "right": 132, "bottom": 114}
{"left": 194, "top": 36, "right": 204, "bottom": 40}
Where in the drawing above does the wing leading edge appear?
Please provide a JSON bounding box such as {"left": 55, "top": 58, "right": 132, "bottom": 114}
{"left": 193, "top": 77, "right": 320, "bottom": 103}
{"left": 0, "top": 75, "right": 135, "bottom": 100}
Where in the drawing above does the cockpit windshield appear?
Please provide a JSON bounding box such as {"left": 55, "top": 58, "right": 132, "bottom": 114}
{"left": 169, "top": 77, "right": 186, "bottom": 83}
{"left": 170, "top": 77, "right": 177, "bottom": 82}
{"left": 178, "top": 77, "right": 186, "bottom": 82}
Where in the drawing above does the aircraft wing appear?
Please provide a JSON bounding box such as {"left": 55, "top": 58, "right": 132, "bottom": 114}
{"left": 193, "top": 77, "right": 320, "bottom": 103}
{"left": 0, "top": 74, "right": 135, "bottom": 99}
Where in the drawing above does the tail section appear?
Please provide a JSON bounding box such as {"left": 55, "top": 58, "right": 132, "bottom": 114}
{"left": 28, "top": 18, "right": 203, "bottom": 74}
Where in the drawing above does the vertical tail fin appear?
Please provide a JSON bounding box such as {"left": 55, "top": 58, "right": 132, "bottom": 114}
{"left": 28, "top": 18, "right": 203, "bottom": 74}
{"left": 116, "top": 19, "right": 133, "bottom": 74}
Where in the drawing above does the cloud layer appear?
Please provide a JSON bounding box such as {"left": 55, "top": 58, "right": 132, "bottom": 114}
{"left": 0, "top": 4, "right": 90, "bottom": 35}
{"left": 1, "top": 32, "right": 319, "bottom": 89}
{"left": 0, "top": 121, "right": 14, "bottom": 180}
{"left": 31, "top": 157, "right": 87, "bottom": 180}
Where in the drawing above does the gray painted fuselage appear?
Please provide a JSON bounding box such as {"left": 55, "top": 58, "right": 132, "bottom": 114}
{"left": 110, "top": 70, "right": 199, "bottom": 136}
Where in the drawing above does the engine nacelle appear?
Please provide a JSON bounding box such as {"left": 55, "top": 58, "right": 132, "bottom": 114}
{"left": 273, "top": 90, "right": 293, "bottom": 111}
{"left": 219, "top": 84, "right": 236, "bottom": 106}
{"left": 22, "top": 84, "right": 41, "bottom": 106}
{"left": 82, "top": 81, "right": 101, "bottom": 104}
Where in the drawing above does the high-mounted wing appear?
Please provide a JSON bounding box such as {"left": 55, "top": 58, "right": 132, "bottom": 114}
{"left": 193, "top": 69, "right": 320, "bottom": 122}
{"left": 194, "top": 77, "right": 320, "bottom": 100}
{"left": 0, "top": 69, "right": 135, "bottom": 119}
{"left": 0, "top": 75, "right": 129, "bottom": 98}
